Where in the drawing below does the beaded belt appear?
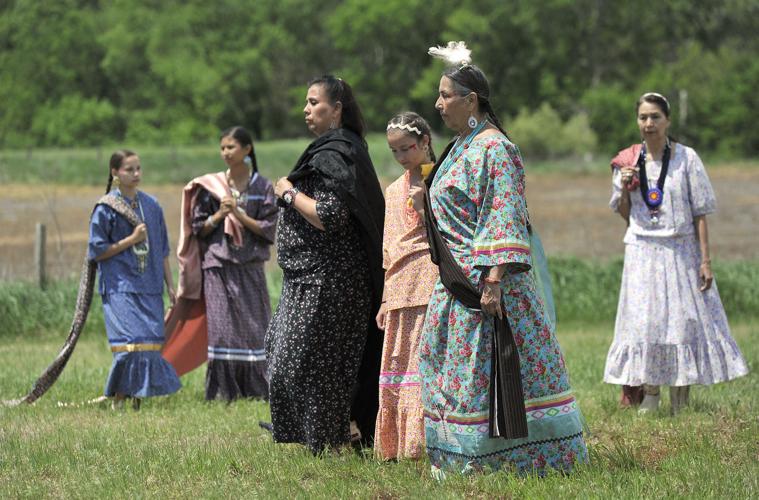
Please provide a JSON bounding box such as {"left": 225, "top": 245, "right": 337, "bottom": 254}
{"left": 110, "top": 343, "right": 163, "bottom": 353}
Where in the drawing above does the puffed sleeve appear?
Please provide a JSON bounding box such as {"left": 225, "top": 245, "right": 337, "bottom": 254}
{"left": 253, "top": 181, "right": 278, "bottom": 244}
{"left": 472, "top": 141, "right": 531, "bottom": 272}
{"left": 686, "top": 149, "right": 717, "bottom": 217}
{"left": 609, "top": 168, "right": 624, "bottom": 212}
{"left": 88, "top": 204, "right": 115, "bottom": 260}
{"left": 190, "top": 188, "right": 218, "bottom": 236}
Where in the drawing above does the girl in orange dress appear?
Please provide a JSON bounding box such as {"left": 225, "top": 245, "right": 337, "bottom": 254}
{"left": 374, "top": 112, "right": 439, "bottom": 459}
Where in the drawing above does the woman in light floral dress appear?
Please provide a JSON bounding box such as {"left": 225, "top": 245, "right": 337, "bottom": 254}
{"left": 604, "top": 92, "right": 749, "bottom": 414}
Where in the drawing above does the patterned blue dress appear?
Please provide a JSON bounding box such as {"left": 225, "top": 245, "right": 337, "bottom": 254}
{"left": 419, "top": 135, "right": 587, "bottom": 476}
{"left": 88, "top": 190, "right": 181, "bottom": 398}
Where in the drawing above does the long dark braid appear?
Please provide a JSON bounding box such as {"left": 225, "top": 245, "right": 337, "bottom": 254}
{"left": 106, "top": 150, "right": 136, "bottom": 194}
{"left": 387, "top": 111, "right": 437, "bottom": 162}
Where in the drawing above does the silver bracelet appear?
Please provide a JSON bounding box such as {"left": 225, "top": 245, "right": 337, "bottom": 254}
{"left": 206, "top": 215, "right": 218, "bottom": 228}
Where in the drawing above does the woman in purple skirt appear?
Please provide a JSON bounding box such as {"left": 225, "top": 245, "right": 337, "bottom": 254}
{"left": 190, "top": 126, "right": 278, "bottom": 401}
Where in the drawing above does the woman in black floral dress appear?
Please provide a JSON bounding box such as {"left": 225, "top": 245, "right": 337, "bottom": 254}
{"left": 267, "top": 75, "right": 385, "bottom": 453}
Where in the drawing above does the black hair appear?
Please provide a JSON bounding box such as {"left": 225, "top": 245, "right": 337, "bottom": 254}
{"left": 220, "top": 126, "right": 258, "bottom": 173}
{"left": 106, "top": 149, "right": 137, "bottom": 194}
{"left": 636, "top": 92, "right": 671, "bottom": 118}
{"left": 386, "top": 111, "right": 437, "bottom": 163}
{"left": 308, "top": 75, "right": 366, "bottom": 139}
{"left": 442, "top": 64, "right": 509, "bottom": 139}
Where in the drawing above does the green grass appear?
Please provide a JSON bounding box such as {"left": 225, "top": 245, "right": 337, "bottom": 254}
{"left": 5, "top": 139, "right": 753, "bottom": 187}
{"left": 4, "top": 259, "right": 758, "bottom": 339}
{"left": 0, "top": 135, "right": 401, "bottom": 186}
{"left": 1, "top": 321, "right": 756, "bottom": 498}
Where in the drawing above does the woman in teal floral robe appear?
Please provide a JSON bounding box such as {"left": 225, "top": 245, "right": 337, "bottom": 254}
{"left": 419, "top": 60, "right": 587, "bottom": 477}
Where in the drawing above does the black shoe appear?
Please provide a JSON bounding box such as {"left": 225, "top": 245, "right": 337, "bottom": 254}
{"left": 258, "top": 421, "right": 273, "bottom": 433}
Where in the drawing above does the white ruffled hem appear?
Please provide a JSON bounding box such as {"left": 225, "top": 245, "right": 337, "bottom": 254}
{"left": 603, "top": 339, "right": 749, "bottom": 386}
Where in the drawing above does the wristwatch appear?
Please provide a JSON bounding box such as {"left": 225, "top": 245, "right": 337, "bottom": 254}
{"left": 282, "top": 187, "right": 300, "bottom": 207}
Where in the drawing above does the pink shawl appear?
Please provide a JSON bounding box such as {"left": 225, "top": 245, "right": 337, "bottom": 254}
{"left": 176, "top": 172, "right": 243, "bottom": 299}
{"left": 611, "top": 143, "right": 643, "bottom": 170}
{"left": 163, "top": 172, "right": 243, "bottom": 376}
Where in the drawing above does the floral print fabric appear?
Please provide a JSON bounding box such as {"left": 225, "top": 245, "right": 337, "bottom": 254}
{"left": 419, "top": 135, "right": 587, "bottom": 475}
{"left": 605, "top": 144, "right": 749, "bottom": 386}
{"left": 375, "top": 173, "right": 439, "bottom": 460}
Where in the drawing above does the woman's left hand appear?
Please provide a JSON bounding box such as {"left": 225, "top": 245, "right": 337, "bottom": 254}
{"left": 699, "top": 261, "right": 714, "bottom": 291}
{"left": 481, "top": 282, "right": 503, "bottom": 319}
{"left": 274, "top": 177, "right": 293, "bottom": 199}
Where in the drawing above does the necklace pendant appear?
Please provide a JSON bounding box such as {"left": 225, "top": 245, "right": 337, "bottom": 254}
{"left": 650, "top": 212, "right": 659, "bottom": 225}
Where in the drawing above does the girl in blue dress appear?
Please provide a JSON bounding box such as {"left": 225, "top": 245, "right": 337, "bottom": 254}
{"left": 88, "top": 150, "right": 181, "bottom": 409}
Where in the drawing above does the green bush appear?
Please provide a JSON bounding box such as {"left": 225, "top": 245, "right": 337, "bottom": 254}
{"left": 0, "top": 279, "right": 104, "bottom": 339}
{"left": 508, "top": 103, "right": 599, "bottom": 160}
{"left": 3, "top": 258, "right": 757, "bottom": 338}
{"left": 29, "top": 96, "right": 122, "bottom": 147}
{"left": 581, "top": 84, "right": 639, "bottom": 156}
{"left": 549, "top": 257, "right": 759, "bottom": 324}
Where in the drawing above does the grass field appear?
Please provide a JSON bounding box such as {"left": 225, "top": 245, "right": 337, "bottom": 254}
{"left": 1, "top": 142, "right": 758, "bottom": 497}
{"left": 3, "top": 136, "right": 756, "bottom": 188}
{"left": 0, "top": 319, "right": 756, "bottom": 498}
{"left": 0, "top": 134, "right": 615, "bottom": 187}
{"left": 1, "top": 260, "right": 758, "bottom": 497}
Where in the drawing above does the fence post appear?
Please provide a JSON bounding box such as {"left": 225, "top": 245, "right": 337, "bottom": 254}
{"left": 35, "top": 223, "right": 46, "bottom": 289}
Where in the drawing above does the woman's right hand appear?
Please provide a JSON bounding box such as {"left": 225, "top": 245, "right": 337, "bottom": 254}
{"left": 375, "top": 303, "right": 387, "bottom": 330}
{"left": 481, "top": 282, "right": 503, "bottom": 319}
{"left": 620, "top": 165, "right": 638, "bottom": 186}
{"left": 218, "top": 195, "right": 235, "bottom": 219}
{"left": 408, "top": 184, "right": 426, "bottom": 214}
{"left": 129, "top": 223, "right": 147, "bottom": 245}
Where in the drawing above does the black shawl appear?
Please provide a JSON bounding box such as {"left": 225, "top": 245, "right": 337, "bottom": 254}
{"left": 288, "top": 128, "right": 385, "bottom": 444}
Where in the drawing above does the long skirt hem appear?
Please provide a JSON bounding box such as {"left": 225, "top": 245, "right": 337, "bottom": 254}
{"left": 104, "top": 352, "right": 181, "bottom": 397}
{"left": 604, "top": 234, "right": 749, "bottom": 386}
{"left": 205, "top": 359, "right": 269, "bottom": 401}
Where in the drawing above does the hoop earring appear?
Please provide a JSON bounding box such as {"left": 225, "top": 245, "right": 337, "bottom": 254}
{"left": 468, "top": 115, "right": 478, "bottom": 129}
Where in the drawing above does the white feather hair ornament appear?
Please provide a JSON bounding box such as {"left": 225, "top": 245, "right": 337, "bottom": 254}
{"left": 428, "top": 41, "right": 472, "bottom": 67}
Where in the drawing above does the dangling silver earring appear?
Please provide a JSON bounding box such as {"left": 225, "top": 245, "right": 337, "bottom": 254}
{"left": 468, "top": 115, "right": 478, "bottom": 129}
{"left": 243, "top": 156, "right": 252, "bottom": 166}
{"left": 329, "top": 119, "right": 336, "bottom": 130}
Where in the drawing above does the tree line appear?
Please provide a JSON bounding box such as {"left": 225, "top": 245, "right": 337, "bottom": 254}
{"left": 1, "top": 0, "right": 757, "bottom": 157}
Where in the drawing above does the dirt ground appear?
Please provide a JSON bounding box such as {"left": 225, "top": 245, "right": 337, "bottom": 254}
{"left": 1, "top": 168, "right": 757, "bottom": 281}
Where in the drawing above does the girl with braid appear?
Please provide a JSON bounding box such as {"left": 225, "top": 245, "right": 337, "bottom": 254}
{"left": 374, "top": 112, "right": 439, "bottom": 460}
{"left": 88, "top": 150, "right": 181, "bottom": 410}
